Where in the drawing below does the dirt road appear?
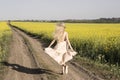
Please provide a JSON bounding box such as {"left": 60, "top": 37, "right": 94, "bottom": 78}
{"left": 2, "top": 27, "right": 102, "bottom": 80}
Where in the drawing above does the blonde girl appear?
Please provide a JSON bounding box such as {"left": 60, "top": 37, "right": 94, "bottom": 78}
{"left": 45, "top": 22, "right": 77, "bottom": 74}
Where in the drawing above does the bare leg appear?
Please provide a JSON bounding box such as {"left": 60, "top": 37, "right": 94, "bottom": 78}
{"left": 62, "top": 64, "right": 68, "bottom": 74}
{"left": 62, "top": 65, "right": 65, "bottom": 74}
{"left": 61, "top": 53, "right": 69, "bottom": 74}
{"left": 65, "top": 65, "right": 68, "bottom": 74}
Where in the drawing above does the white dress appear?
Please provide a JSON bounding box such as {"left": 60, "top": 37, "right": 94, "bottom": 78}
{"left": 45, "top": 41, "right": 77, "bottom": 65}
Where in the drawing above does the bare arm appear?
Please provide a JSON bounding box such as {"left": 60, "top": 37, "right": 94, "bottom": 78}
{"left": 48, "top": 39, "right": 56, "bottom": 47}
{"left": 65, "top": 32, "right": 74, "bottom": 51}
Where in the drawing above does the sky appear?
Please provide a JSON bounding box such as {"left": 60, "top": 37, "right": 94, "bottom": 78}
{"left": 0, "top": 0, "right": 120, "bottom": 20}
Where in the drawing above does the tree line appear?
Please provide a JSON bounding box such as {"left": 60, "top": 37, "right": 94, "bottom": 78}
{"left": 6, "top": 17, "right": 120, "bottom": 23}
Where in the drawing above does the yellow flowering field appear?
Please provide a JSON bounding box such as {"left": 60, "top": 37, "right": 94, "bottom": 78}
{"left": 0, "top": 22, "right": 12, "bottom": 61}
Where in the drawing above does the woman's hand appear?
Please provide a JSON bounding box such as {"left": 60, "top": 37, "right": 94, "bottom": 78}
{"left": 48, "top": 39, "right": 55, "bottom": 48}
{"left": 70, "top": 48, "right": 75, "bottom": 52}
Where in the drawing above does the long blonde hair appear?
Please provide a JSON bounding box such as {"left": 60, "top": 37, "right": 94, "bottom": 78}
{"left": 53, "top": 22, "right": 66, "bottom": 40}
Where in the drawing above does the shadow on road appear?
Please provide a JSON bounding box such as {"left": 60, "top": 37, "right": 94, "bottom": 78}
{"left": 0, "top": 61, "right": 55, "bottom": 75}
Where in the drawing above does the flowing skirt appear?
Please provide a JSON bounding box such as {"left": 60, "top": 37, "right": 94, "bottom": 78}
{"left": 45, "top": 41, "right": 77, "bottom": 65}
